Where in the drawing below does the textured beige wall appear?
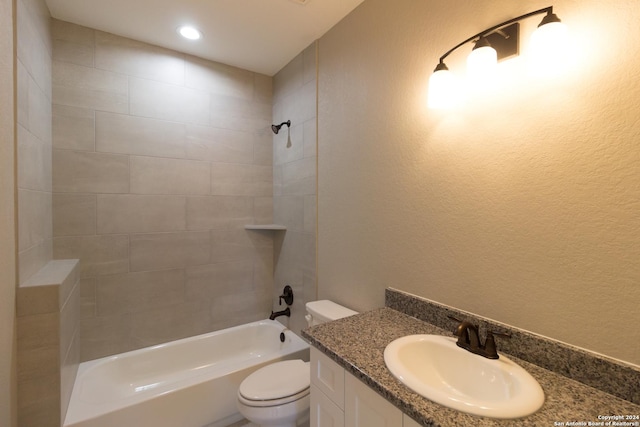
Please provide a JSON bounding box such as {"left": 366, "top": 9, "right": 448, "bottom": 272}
{"left": 317, "top": 0, "right": 640, "bottom": 365}
{"left": 51, "top": 20, "right": 275, "bottom": 361}
{"left": 0, "top": 0, "right": 17, "bottom": 423}
{"left": 272, "top": 42, "right": 317, "bottom": 335}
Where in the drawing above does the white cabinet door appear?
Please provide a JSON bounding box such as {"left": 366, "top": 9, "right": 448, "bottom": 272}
{"left": 344, "top": 372, "right": 402, "bottom": 427}
{"left": 311, "top": 347, "right": 346, "bottom": 409}
{"left": 311, "top": 383, "right": 345, "bottom": 427}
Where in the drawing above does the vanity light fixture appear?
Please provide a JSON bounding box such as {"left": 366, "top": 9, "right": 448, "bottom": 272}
{"left": 177, "top": 25, "right": 202, "bottom": 40}
{"left": 427, "top": 6, "right": 568, "bottom": 109}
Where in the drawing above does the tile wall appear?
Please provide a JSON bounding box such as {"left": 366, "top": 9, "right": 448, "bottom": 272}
{"left": 272, "top": 42, "right": 317, "bottom": 334}
{"left": 51, "top": 20, "right": 276, "bottom": 361}
{"left": 17, "top": 0, "right": 53, "bottom": 284}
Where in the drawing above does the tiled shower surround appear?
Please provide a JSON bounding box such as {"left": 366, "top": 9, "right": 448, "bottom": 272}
{"left": 51, "top": 20, "right": 277, "bottom": 361}
{"left": 272, "top": 42, "right": 318, "bottom": 335}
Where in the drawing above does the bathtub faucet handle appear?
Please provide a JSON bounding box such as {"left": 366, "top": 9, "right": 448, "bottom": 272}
{"left": 278, "top": 285, "right": 294, "bottom": 306}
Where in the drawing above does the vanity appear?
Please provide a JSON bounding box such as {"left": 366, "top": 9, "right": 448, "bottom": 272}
{"left": 302, "top": 289, "right": 640, "bottom": 427}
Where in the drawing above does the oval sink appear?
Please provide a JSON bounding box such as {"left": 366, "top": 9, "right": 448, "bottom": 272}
{"left": 384, "top": 334, "right": 544, "bottom": 419}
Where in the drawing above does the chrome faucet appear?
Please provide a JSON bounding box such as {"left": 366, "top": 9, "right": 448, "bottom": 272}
{"left": 449, "top": 316, "right": 510, "bottom": 359}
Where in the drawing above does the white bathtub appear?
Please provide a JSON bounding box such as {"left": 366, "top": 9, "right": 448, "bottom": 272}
{"left": 64, "top": 319, "right": 310, "bottom": 427}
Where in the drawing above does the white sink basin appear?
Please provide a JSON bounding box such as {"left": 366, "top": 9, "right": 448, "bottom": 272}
{"left": 384, "top": 335, "right": 544, "bottom": 419}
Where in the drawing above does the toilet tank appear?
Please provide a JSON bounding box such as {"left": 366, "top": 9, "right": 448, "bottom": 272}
{"left": 305, "top": 300, "right": 357, "bottom": 327}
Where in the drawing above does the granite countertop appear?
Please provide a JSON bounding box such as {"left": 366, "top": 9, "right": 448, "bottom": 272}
{"left": 302, "top": 307, "right": 640, "bottom": 427}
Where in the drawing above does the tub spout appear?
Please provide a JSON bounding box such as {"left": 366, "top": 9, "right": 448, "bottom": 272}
{"left": 269, "top": 307, "right": 291, "bottom": 321}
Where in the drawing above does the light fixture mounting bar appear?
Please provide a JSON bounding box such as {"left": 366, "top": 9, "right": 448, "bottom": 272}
{"left": 436, "top": 6, "right": 553, "bottom": 66}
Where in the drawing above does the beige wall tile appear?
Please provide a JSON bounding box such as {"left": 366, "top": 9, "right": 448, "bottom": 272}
{"left": 303, "top": 117, "right": 317, "bottom": 158}
{"left": 17, "top": 344, "right": 57, "bottom": 386}
{"left": 95, "top": 269, "right": 185, "bottom": 316}
{"left": 52, "top": 19, "right": 94, "bottom": 47}
{"left": 53, "top": 193, "right": 96, "bottom": 237}
{"left": 186, "top": 260, "right": 254, "bottom": 301}
{"left": 17, "top": 312, "right": 59, "bottom": 351}
{"left": 304, "top": 195, "right": 316, "bottom": 234}
{"left": 59, "top": 279, "right": 79, "bottom": 365}
{"left": 53, "top": 149, "right": 129, "bottom": 193}
{"left": 273, "top": 52, "right": 303, "bottom": 105}
{"left": 95, "top": 31, "right": 185, "bottom": 85}
{"left": 129, "top": 77, "right": 209, "bottom": 124}
{"left": 53, "top": 61, "right": 128, "bottom": 113}
{"left": 130, "top": 231, "right": 210, "bottom": 272}
{"left": 18, "top": 189, "right": 52, "bottom": 252}
{"left": 211, "top": 163, "right": 272, "bottom": 197}
{"left": 210, "top": 228, "right": 270, "bottom": 263}
{"left": 17, "top": 0, "right": 52, "bottom": 100}
{"left": 80, "top": 313, "right": 133, "bottom": 360}
{"left": 18, "top": 239, "right": 53, "bottom": 286}
{"left": 27, "top": 75, "right": 52, "bottom": 144}
{"left": 129, "top": 301, "right": 211, "bottom": 349}
{"left": 79, "top": 278, "right": 96, "bottom": 320}
{"left": 254, "top": 73, "right": 273, "bottom": 104}
{"left": 16, "top": 285, "right": 58, "bottom": 317}
{"left": 209, "top": 289, "right": 270, "bottom": 329}
{"left": 186, "top": 196, "right": 253, "bottom": 230}
{"left": 185, "top": 55, "right": 253, "bottom": 99}
{"left": 17, "top": 60, "right": 29, "bottom": 127}
{"left": 252, "top": 130, "right": 273, "bottom": 166}
{"left": 60, "top": 328, "right": 79, "bottom": 424}
{"left": 282, "top": 155, "right": 316, "bottom": 184}
{"left": 18, "top": 124, "right": 51, "bottom": 192}
{"left": 96, "top": 112, "right": 187, "bottom": 158}
{"left": 17, "top": 374, "right": 60, "bottom": 427}
{"left": 97, "top": 194, "right": 187, "bottom": 234}
{"left": 52, "top": 19, "right": 94, "bottom": 69}
{"left": 185, "top": 124, "right": 253, "bottom": 163}
{"left": 130, "top": 156, "right": 210, "bottom": 195}
{"left": 273, "top": 196, "right": 304, "bottom": 232}
{"left": 273, "top": 120, "right": 303, "bottom": 165}
{"left": 210, "top": 94, "right": 271, "bottom": 133}
{"left": 253, "top": 197, "right": 273, "bottom": 224}
{"left": 52, "top": 105, "right": 95, "bottom": 151}
{"left": 54, "top": 234, "right": 129, "bottom": 278}
{"left": 53, "top": 38, "right": 93, "bottom": 68}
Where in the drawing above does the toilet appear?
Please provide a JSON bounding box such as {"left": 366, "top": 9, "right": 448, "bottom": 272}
{"left": 237, "top": 300, "right": 357, "bottom": 427}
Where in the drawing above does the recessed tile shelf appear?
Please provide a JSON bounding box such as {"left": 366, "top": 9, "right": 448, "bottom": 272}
{"left": 244, "top": 224, "right": 287, "bottom": 231}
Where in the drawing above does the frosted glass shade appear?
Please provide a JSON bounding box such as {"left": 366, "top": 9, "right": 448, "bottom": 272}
{"left": 427, "top": 68, "right": 460, "bottom": 109}
{"left": 467, "top": 45, "right": 497, "bottom": 81}
{"left": 528, "top": 21, "right": 569, "bottom": 76}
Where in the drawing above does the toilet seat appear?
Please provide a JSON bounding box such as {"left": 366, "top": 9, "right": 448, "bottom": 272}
{"left": 238, "top": 360, "right": 310, "bottom": 407}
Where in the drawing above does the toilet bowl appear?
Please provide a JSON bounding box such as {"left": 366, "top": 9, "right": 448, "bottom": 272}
{"left": 236, "top": 300, "right": 357, "bottom": 427}
{"left": 237, "top": 359, "right": 310, "bottom": 427}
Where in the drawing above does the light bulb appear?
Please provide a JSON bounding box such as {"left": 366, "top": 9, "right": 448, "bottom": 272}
{"left": 427, "top": 65, "right": 461, "bottom": 109}
{"left": 178, "top": 26, "right": 202, "bottom": 40}
{"left": 467, "top": 39, "right": 497, "bottom": 83}
{"left": 528, "top": 16, "right": 569, "bottom": 77}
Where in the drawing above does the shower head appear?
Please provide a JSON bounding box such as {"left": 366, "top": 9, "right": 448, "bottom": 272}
{"left": 271, "top": 120, "right": 291, "bottom": 134}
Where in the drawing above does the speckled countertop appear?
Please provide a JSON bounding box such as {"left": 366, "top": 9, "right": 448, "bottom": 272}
{"left": 302, "top": 307, "right": 640, "bottom": 427}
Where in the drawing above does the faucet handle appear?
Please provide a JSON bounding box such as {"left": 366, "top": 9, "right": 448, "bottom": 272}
{"left": 483, "top": 331, "right": 511, "bottom": 359}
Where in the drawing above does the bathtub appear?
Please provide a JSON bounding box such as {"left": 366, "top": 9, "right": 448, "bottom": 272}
{"left": 64, "top": 319, "right": 309, "bottom": 427}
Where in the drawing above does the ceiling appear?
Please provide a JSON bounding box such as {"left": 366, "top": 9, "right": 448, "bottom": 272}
{"left": 44, "top": 0, "right": 365, "bottom": 76}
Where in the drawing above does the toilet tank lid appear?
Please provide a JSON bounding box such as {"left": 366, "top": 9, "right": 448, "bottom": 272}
{"left": 306, "top": 300, "right": 358, "bottom": 321}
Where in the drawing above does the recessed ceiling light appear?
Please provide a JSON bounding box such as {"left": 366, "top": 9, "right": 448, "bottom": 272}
{"left": 177, "top": 26, "right": 202, "bottom": 40}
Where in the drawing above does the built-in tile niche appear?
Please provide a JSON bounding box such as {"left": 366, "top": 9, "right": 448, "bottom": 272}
{"left": 16, "top": 260, "right": 80, "bottom": 427}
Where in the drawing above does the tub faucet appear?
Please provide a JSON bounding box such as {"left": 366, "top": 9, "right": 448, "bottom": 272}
{"left": 269, "top": 307, "right": 290, "bottom": 321}
{"left": 448, "top": 316, "right": 510, "bottom": 360}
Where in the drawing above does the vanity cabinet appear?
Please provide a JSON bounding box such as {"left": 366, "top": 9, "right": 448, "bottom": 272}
{"left": 311, "top": 347, "right": 420, "bottom": 427}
